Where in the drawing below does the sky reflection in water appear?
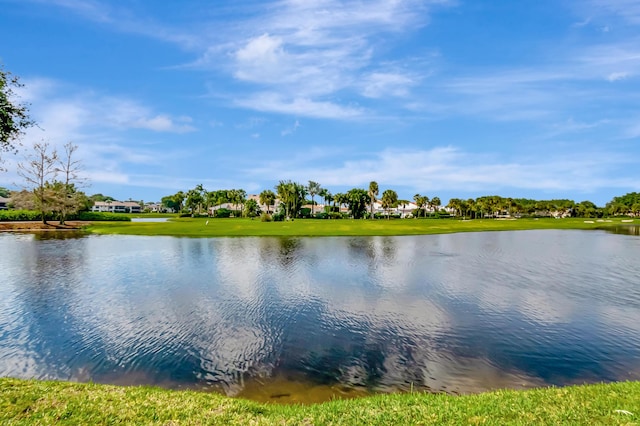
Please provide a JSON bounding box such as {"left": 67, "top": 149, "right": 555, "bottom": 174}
{"left": 1, "top": 230, "right": 639, "bottom": 403}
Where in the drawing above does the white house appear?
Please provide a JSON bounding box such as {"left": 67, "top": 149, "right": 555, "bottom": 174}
{"left": 91, "top": 201, "right": 141, "bottom": 213}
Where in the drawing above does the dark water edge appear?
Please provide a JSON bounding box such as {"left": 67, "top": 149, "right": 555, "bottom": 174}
{"left": 602, "top": 224, "right": 640, "bottom": 236}
{"left": 1, "top": 229, "right": 640, "bottom": 404}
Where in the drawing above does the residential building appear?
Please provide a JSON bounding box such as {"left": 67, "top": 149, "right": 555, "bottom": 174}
{"left": 91, "top": 200, "right": 142, "bottom": 213}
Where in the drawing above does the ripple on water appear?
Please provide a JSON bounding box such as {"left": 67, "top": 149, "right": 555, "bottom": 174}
{"left": 1, "top": 231, "right": 640, "bottom": 402}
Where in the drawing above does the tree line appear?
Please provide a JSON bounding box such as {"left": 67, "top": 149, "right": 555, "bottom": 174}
{"left": 162, "top": 181, "right": 640, "bottom": 220}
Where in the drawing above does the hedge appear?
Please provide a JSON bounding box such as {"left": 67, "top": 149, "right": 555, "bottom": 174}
{"left": 0, "top": 210, "right": 130, "bottom": 222}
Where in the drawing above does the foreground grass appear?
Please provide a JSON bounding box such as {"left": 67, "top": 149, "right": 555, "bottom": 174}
{"left": 85, "top": 217, "right": 632, "bottom": 237}
{"left": 1, "top": 379, "right": 639, "bottom": 425}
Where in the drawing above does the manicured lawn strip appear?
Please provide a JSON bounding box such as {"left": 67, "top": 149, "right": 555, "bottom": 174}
{"left": 1, "top": 378, "right": 638, "bottom": 425}
{"left": 85, "top": 217, "right": 631, "bottom": 237}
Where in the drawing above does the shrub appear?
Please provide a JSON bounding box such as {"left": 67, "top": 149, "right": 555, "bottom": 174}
{"left": 272, "top": 212, "right": 285, "bottom": 222}
{"left": 0, "top": 210, "right": 131, "bottom": 222}
{"left": 214, "top": 208, "right": 232, "bottom": 218}
{"left": 260, "top": 213, "right": 273, "bottom": 222}
{"left": 74, "top": 212, "right": 130, "bottom": 221}
{"left": 0, "top": 209, "right": 45, "bottom": 221}
{"left": 300, "top": 208, "right": 311, "bottom": 218}
{"left": 314, "top": 212, "right": 328, "bottom": 219}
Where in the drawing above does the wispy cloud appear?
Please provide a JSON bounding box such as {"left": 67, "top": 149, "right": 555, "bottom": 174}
{"left": 189, "top": 0, "right": 453, "bottom": 116}
{"left": 583, "top": 0, "right": 640, "bottom": 25}
{"left": 246, "top": 146, "right": 640, "bottom": 195}
{"left": 6, "top": 78, "right": 196, "bottom": 192}
{"left": 281, "top": 119, "right": 300, "bottom": 136}
{"left": 234, "top": 93, "right": 365, "bottom": 119}
{"left": 25, "top": 0, "right": 199, "bottom": 47}
{"left": 23, "top": 82, "right": 196, "bottom": 135}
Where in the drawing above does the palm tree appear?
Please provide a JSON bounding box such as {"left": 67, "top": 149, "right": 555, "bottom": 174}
{"left": 237, "top": 189, "right": 247, "bottom": 216}
{"left": 466, "top": 198, "right": 476, "bottom": 219}
{"left": 368, "top": 181, "right": 379, "bottom": 219}
{"left": 259, "top": 189, "right": 276, "bottom": 214}
{"left": 413, "top": 194, "right": 429, "bottom": 218}
{"left": 307, "top": 181, "right": 321, "bottom": 216}
{"left": 447, "top": 198, "right": 463, "bottom": 217}
{"left": 398, "top": 199, "right": 410, "bottom": 218}
{"left": 431, "top": 196, "right": 441, "bottom": 214}
{"left": 333, "top": 192, "right": 347, "bottom": 214}
{"left": 318, "top": 188, "right": 331, "bottom": 214}
{"left": 381, "top": 189, "right": 398, "bottom": 219}
{"left": 276, "top": 180, "right": 307, "bottom": 219}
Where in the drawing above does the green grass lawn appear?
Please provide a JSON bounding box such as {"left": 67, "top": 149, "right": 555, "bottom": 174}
{"left": 85, "top": 217, "right": 633, "bottom": 237}
{"left": 1, "top": 378, "right": 639, "bottom": 425}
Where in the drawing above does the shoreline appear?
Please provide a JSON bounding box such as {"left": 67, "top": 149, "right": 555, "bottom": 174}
{"left": 1, "top": 378, "right": 638, "bottom": 424}
{"left": 0, "top": 221, "right": 89, "bottom": 232}
{"left": 1, "top": 217, "right": 636, "bottom": 237}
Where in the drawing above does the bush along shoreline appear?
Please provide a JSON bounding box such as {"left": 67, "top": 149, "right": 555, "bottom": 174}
{"left": 0, "top": 209, "right": 131, "bottom": 222}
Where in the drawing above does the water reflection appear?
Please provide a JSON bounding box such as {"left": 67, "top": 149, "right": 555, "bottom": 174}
{"left": 605, "top": 225, "right": 640, "bottom": 236}
{"left": 0, "top": 230, "right": 639, "bottom": 403}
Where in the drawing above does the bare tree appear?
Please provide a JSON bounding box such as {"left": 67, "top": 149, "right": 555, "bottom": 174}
{"left": 17, "top": 141, "right": 58, "bottom": 223}
{"left": 16, "top": 141, "right": 88, "bottom": 224}
{"left": 56, "top": 142, "right": 86, "bottom": 224}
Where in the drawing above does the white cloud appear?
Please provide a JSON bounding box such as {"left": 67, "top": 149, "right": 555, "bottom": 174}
{"left": 234, "top": 93, "right": 365, "bottom": 119}
{"left": 26, "top": 0, "right": 198, "bottom": 47}
{"left": 360, "top": 72, "right": 416, "bottom": 98}
{"left": 583, "top": 0, "right": 640, "bottom": 25}
{"left": 607, "top": 71, "right": 631, "bottom": 82}
{"left": 195, "top": 0, "right": 453, "bottom": 116}
{"left": 281, "top": 120, "right": 300, "bottom": 136}
{"left": 131, "top": 115, "right": 195, "bottom": 133}
{"left": 6, "top": 78, "right": 197, "bottom": 195}
{"left": 234, "top": 33, "right": 286, "bottom": 82}
{"left": 246, "top": 146, "right": 640, "bottom": 194}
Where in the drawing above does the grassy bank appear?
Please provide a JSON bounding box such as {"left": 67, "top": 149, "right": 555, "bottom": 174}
{"left": 85, "top": 217, "right": 633, "bottom": 237}
{"left": 1, "top": 378, "right": 638, "bottom": 425}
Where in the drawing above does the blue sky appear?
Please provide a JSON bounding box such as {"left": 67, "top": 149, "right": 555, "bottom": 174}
{"left": 1, "top": 0, "right": 639, "bottom": 206}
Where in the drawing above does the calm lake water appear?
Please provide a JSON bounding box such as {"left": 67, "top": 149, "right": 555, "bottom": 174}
{"left": 1, "top": 229, "right": 639, "bottom": 403}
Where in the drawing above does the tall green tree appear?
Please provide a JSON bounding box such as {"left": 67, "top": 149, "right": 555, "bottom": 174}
{"left": 346, "top": 188, "right": 369, "bottom": 219}
{"left": 90, "top": 193, "right": 115, "bottom": 202}
{"left": 276, "top": 180, "right": 306, "bottom": 219}
{"left": 259, "top": 189, "right": 276, "bottom": 214}
{"left": 431, "top": 196, "right": 441, "bottom": 213}
{"left": 319, "top": 188, "right": 333, "bottom": 212}
{"left": 207, "top": 190, "right": 228, "bottom": 216}
{"left": 333, "top": 192, "right": 347, "bottom": 214}
{"left": 228, "top": 189, "right": 247, "bottom": 215}
{"left": 368, "top": 181, "right": 379, "bottom": 219}
{"left": 307, "top": 181, "right": 321, "bottom": 216}
{"left": 380, "top": 189, "right": 398, "bottom": 219}
{"left": 243, "top": 198, "right": 260, "bottom": 218}
{"left": 185, "top": 185, "right": 205, "bottom": 215}
{"left": 413, "top": 194, "right": 425, "bottom": 218}
{"left": 1, "top": 66, "right": 35, "bottom": 162}
{"left": 447, "top": 198, "right": 463, "bottom": 217}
